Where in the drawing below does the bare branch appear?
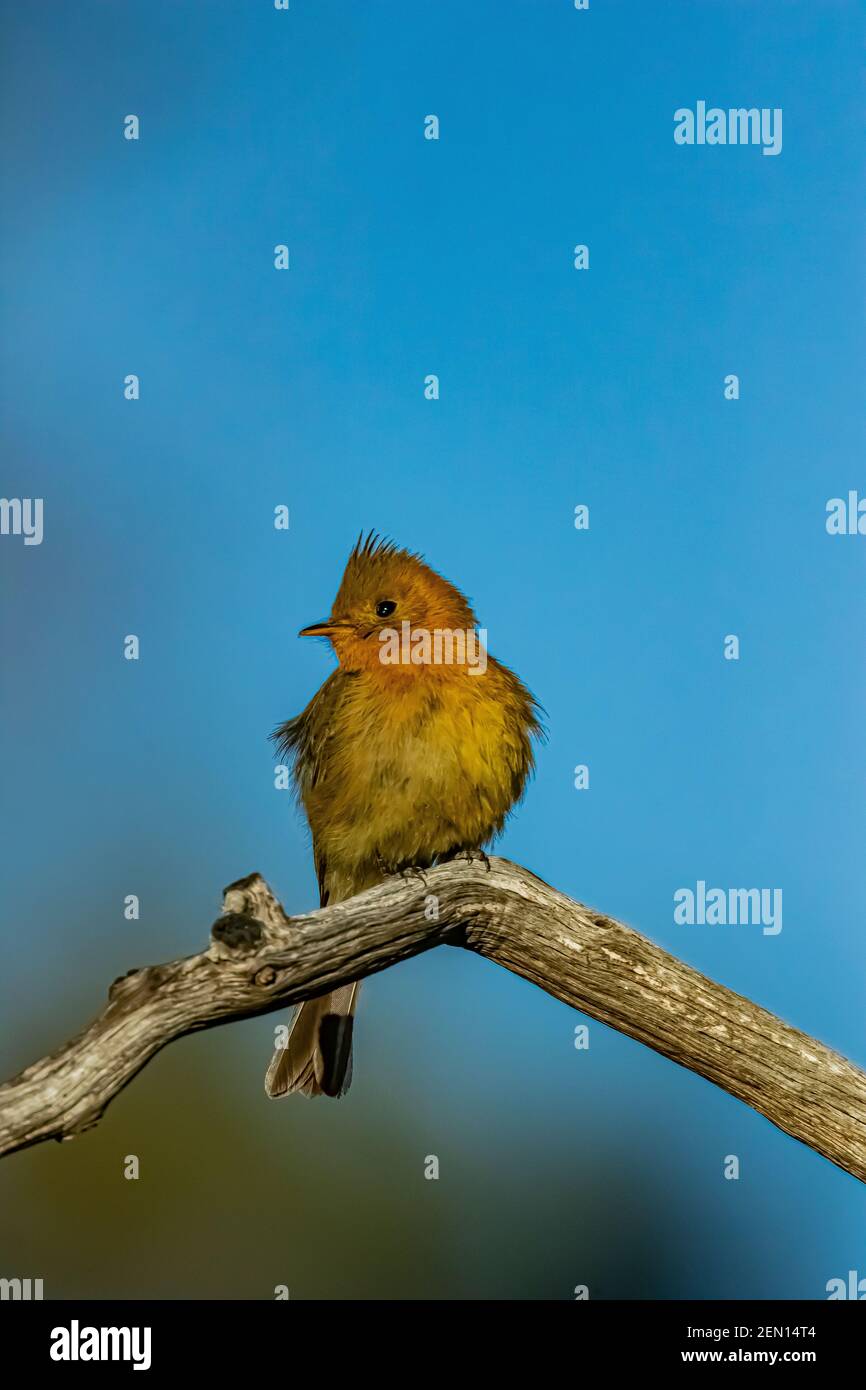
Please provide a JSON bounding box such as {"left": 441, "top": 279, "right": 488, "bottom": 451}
{"left": 0, "top": 857, "right": 864, "bottom": 1181}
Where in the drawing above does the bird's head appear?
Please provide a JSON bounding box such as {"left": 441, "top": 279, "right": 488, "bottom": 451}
{"left": 300, "top": 532, "right": 479, "bottom": 676}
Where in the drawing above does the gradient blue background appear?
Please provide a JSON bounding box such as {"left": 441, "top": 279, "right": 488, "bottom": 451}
{"left": 1, "top": 0, "right": 864, "bottom": 1299}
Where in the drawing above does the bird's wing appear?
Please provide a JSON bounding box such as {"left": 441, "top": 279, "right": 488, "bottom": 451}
{"left": 271, "top": 668, "right": 356, "bottom": 907}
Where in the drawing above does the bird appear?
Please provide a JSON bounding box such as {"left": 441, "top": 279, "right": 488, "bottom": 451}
{"left": 265, "top": 532, "right": 542, "bottom": 1099}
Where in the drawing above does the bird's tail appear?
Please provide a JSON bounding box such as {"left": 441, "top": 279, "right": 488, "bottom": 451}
{"left": 264, "top": 982, "right": 360, "bottom": 1099}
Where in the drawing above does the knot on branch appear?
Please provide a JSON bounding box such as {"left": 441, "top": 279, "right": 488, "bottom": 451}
{"left": 108, "top": 967, "right": 143, "bottom": 1001}
{"left": 108, "top": 964, "right": 168, "bottom": 1004}
{"left": 209, "top": 871, "right": 298, "bottom": 960}
{"left": 211, "top": 912, "right": 265, "bottom": 952}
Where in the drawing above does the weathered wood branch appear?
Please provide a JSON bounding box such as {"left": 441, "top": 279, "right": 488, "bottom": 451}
{"left": 0, "top": 857, "right": 864, "bottom": 1180}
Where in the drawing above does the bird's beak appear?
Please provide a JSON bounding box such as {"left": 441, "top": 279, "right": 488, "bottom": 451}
{"left": 298, "top": 619, "right": 349, "bottom": 638}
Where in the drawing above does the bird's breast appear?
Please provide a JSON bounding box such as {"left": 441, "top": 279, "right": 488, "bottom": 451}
{"left": 304, "top": 670, "right": 530, "bottom": 874}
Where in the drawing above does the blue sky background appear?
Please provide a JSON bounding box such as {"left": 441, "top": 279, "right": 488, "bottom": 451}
{"left": 1, "top": 0, "right": 864, "bottom": 1298}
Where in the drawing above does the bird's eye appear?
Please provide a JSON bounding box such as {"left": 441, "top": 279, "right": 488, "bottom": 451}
{"left": 376, "top": 600, "right": 397, "bottom": 618}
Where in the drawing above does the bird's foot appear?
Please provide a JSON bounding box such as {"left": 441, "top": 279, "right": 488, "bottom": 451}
{"left": 375, "top": 850, "right": 429, "bottom": 887}
{"left": 398, "top": 864, "right": 430, "bottom": 887}
{"left": 454, "top": 848, "right": 491, "bottom": 871}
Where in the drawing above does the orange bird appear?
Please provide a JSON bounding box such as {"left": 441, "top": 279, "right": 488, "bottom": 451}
{"left": 266, "top": 533, "right": 541, "bottom": 1099}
